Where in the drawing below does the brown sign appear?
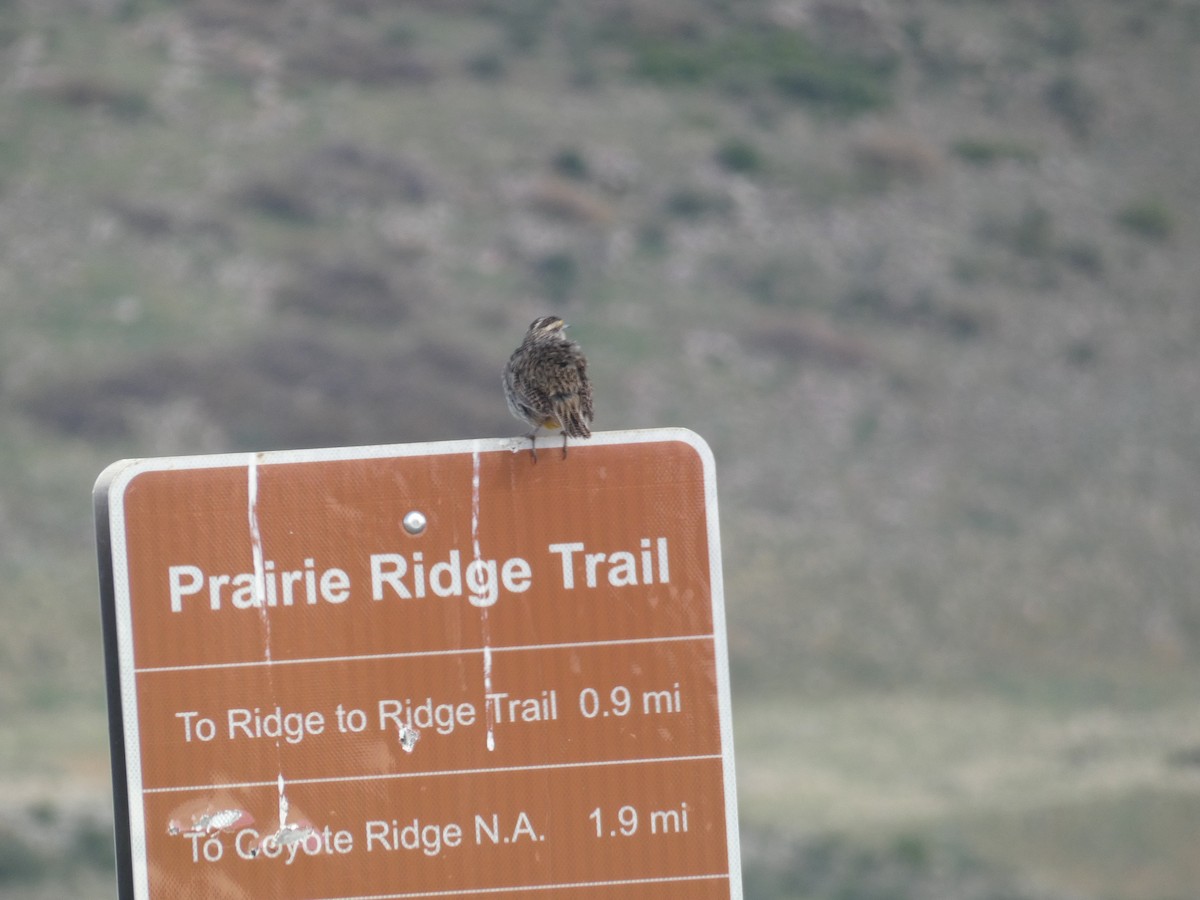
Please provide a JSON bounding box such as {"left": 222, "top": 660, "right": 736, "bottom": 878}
{"left": 95, "top": 429, "right": 741, "bottom": 898}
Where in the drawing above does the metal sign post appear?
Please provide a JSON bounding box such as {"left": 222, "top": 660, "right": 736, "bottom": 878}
{"left": 95, "top": 428, "right": 741, "bottom": 898}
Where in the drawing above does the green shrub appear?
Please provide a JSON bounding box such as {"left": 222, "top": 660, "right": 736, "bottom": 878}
{"left": 489, "top": 0, "right": 556, "bottom": 52}
{"left": 71, "top": 817, "right": 117, "bottom": 871}
{"left": 1042, "top": 10, "right": 1087, "bottom": 57}
{"left": 635, "top": 221, "right": 668, "bottom": 256}
{"left": 663, "top": 186, "right": 732, "bottom": 220}
{"left": 979, "top": 203, "right": 1056, "bottom": 260}
{"left": 0, "top": 824, "right": 48, "bottom": 883}
{"left": 1043, "top": 73, "right": 1100, "bottom": 139}
{"left": 464, "top": 49, "right": 507, "bottom": 80}
{"left": 951, "top": 137, "right": 1039, "bottom": 167}
{"left": 1060, "top": 240, "right": 1105, "bottom": 276}
{"left": 533, "top": 251, "right": 579, "bottom": 303}
{"left": 630, "top": 28, "right": 893, "bottom": 116}
{"left": 33, "top": 77, "right": 151, "bottom": 121}
{"left": 551, "top": 146, "right": 590, "bottom": 181}
{"left": 1014, "top": 10, "right": 1087, "bottom": 58}
{"left": 714, "top": 137, "right": 763, "bottom": 174}
{"left": 1115, "top": 198, "right": 1174, "bottom": 242}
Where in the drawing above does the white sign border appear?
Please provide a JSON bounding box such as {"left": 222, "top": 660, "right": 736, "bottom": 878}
{"left": 95, "top": 427, "right": 741, "bottom": 899}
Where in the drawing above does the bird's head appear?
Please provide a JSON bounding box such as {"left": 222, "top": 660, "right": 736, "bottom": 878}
{"left": 527, "top": 315, "right": 567, "bottom": 336}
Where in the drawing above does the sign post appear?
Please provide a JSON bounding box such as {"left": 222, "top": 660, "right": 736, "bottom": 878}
{"left": 95, "top": 428, "right": 741, "bottom": 898}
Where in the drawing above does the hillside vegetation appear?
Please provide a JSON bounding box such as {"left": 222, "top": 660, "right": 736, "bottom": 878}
{"left": 1, "top": 1, "right": 1199, "bottom": 897}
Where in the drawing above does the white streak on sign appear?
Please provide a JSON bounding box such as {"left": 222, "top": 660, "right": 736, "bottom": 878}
{"left": 247, "top": 454, "right": 273, "bottom": 662}
{"left": 277, "top": 773, "right": 288, "bottom": 831}
{"left": 249, "top": 455, "right": 307, "bottom": 852}
{"left": 472, "top": 445, "right": 496, "bottom": 752}
{"left": 250, "top": 773, "right": 317, "bottom": 857}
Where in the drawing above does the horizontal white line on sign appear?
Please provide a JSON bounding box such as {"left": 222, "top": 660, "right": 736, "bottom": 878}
{"left": 144, "top": 752, "right": 724, "bottom": 795}
{"left": 319, "top": 872, "right": 731, "bottom": 899}
{"left": 135, "top": 633, "right": 716, "bottom": 674}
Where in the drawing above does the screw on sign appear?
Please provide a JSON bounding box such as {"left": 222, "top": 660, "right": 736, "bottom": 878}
{"left": 95, "top": 428, "right": 741, "bottom": 899}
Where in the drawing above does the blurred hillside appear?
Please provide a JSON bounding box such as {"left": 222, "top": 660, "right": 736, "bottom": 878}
{"left": 1, "top": 1, "right": 1199, "bottom": 898}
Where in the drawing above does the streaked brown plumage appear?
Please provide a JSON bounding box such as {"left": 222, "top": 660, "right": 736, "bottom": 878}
{"left": 503, "top": 316, "right": 593, "bottom": 462}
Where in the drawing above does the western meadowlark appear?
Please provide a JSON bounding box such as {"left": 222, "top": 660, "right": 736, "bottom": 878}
{"left": 503, "top": 316, "right": 593, "bottom": 462}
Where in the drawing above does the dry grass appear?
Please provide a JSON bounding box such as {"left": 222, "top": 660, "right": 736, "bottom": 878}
{"left": 2, "top": 1, "right": 1200, "bottom": 896}
{"left": 15, "top": 326, "right": 511, "bottom": 450}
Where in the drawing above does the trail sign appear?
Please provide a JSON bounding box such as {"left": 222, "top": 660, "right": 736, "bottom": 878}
{"left": 94, "top": 428, "right": 741, "bottom": 899}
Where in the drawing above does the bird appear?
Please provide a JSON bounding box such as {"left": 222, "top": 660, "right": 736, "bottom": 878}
{"left": 503, "top": 316, "right": 593, "bottom": 462}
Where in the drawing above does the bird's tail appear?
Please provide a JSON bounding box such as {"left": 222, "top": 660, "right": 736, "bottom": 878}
{"left": 556, "top": 399, "right": 592, "bottom": 438}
